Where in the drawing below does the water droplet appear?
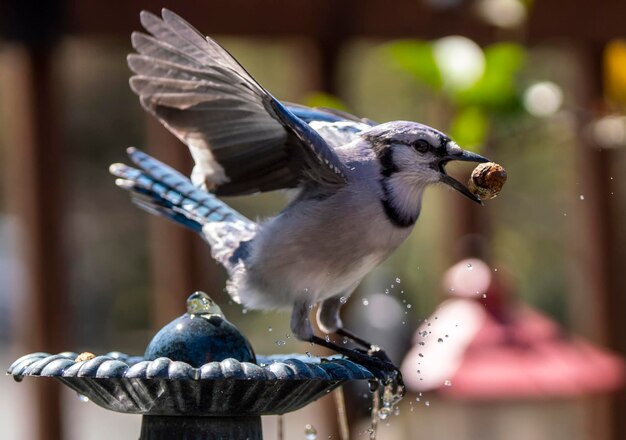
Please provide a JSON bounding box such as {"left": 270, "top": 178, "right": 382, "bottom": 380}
{"left": 425, "top": 400, "right": 430, "bottom": 407}
{"left": 13, "top": 375, "right": 23, "bottom": 383}
{"left": 395, "top": 277, "right": 401, "bottom": 283}
{"left": 362, "top": 299, "right": 369, "bottom": 306}
{"left": 418, "top": 353, "right": 424, "bottom": 357}
{"left": 444, "top": 379, "right": 452, "bottom": 387}
{"left": 242, "top": 308, "right": 248, "bottom": 315}
{"left": 406, "top": 304, "right": 412, "bottom": 309}
{"left": 339, "top": 296, "right": 347, "bottom": 304}
{"left": 377, "top": 406, "right": 391, "bottom": 421}
{"left": 186, "top": 291, "right": 223, "bottom": 316}
{"left": 579, "top": 194, "right": 585, "bottom": 200}
{"left": 275, "top": 340, "right": 286, "bottom": 346}
{"left": 438, "top": 338, "right": 443, "bottom": 343}
{"left": 467, "top": 263, "right": 473, "bottom": 270}
{"left": 304, "top": 424, "right": 318, "bottom": 440}
{"left": 305, "top": 351, "right": 312, "bottom": 357}
{"left": 77, "top": 393, "right": 89, "bottom": 403}
{"left": 482, "top": 293, "right": 487, "bottom": 298}
{"left": 268, "top": 326, "right": 273, "bottom": 332}
{"left": 325, "top": 335, "right": 331, "bottom": 343}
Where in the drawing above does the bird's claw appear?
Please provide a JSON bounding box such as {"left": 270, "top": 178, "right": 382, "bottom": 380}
{"left": 347, "top": 349, "right": 404, "bottom": 396}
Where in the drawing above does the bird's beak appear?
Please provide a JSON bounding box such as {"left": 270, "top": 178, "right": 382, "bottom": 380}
{"left": 438, "top": 147, "right": 490, "bottom": 205}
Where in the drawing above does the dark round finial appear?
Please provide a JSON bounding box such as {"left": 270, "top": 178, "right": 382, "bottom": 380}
{"left": 144, "top": 292, "right": 256, "bottom": 367}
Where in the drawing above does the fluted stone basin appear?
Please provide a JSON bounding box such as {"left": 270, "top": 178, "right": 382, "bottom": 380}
{"left": 8, "top": 351, "right": 375, "bottom": 416}
{"left": 6, "top": 292, "right": 387, "bottom": 439}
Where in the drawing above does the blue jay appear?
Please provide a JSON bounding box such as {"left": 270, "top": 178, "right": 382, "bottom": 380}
{"left": 110, "top": 10, "right": 490, "bottom": 374}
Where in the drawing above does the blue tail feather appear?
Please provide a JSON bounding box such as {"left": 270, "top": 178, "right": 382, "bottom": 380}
{"left": 110, "top": 148, "right": 251, "bottom": 234}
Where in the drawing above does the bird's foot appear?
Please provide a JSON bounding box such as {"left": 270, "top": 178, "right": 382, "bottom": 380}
{"left": 310, "top": 335, "right": 405, "bottom": 396}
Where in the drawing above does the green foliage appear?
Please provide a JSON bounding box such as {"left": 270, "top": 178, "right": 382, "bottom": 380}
{"left": 387, "top": 39, "right": 526, "bottom": 146}
{"left": 449, "top": 107, "right": 489, "bottom": 151}
{"left": 454, "top": 43, "right": 526, "bottom": 111}
{"left": 386, "top": 40, "right": 443, "bottom": 89}
{"left": 302, "top": 91, "right": 348, "bottom": 111}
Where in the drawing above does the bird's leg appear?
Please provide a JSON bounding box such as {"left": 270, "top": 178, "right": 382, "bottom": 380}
{"left": 308, "top": 335, "right": 398, "bottom": 378}
{"left": 335, "top": 328, "right": 393, "bottom": 364}
{"left": 309, "top": 334, "right": 405, "bottom": 397}
{"left": 317, "top": 296, "right": 393, "bottom": 363}
{"left": 314, "top": 296, "right": 400, "bottom": 388}
{"left": 292, "top": 298, "right": 392, "bottom": 370}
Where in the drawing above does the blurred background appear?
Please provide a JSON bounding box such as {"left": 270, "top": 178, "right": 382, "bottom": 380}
{"left": 1, "top": 0, "right": 625, "bottom": 439}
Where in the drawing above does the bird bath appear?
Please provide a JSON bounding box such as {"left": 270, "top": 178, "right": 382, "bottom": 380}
{"left": 7, "top": 292, "right": 392, "bottom": 439}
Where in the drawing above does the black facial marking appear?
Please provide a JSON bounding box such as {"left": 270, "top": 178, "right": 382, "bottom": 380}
{"left": 373, "top": 143, "right": 399, "bottom": 177}
{"left": 380, "top": 179, "right": 417, "bottom": 228}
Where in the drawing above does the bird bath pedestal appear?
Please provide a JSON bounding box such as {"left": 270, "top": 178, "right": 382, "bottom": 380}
{"left": 7, "top": 293, "right": 383, "bottom": 439}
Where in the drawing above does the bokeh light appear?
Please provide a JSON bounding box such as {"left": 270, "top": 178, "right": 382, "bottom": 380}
{"left": 476, "top": 0, "right": 527, "bottom": 28}
{"left": 590, "top": 115, "right": 626, "bottom": 148}
{"left": 433, "top": 36, "right": 485, "bottom": 91}
{"left": 523, "top": 81, "right": 564, "bottom": 117}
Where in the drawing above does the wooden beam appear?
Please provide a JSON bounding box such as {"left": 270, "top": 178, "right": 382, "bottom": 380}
{"left": 144, "top": 117, "right": 202, "bottom": 328}
{"left": 569, "top": 43, "right": 625, "bottom": 440}
{"left": 1, "top": 44, "right": 66, "bottom": 440}
{"left": 62, "top": 0, "right": 626, "bottom": 43}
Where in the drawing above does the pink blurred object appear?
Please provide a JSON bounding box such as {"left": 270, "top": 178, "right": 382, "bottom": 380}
{"left": 401, "top": 259, "right": 625, "bottom": 400}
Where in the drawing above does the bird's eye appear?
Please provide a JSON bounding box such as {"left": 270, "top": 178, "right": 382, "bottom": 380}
{"left": 414, "top": 140, "right": 430, "bottom": 153}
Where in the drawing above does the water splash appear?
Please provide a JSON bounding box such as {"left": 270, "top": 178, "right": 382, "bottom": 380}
{"left": 334, "top": 387, "right": 350, "bottom": 440}
{"left": 369, "top": 389, "right": 380, "bottom": 439}
{"left": 304, "top": 424, "right": 318, "bottom": 440}
{"left": 186, "top": 291, "right": 223, "bottom": 316}
{"left": 277, "top": 415, "right": 284, "bottom": 440}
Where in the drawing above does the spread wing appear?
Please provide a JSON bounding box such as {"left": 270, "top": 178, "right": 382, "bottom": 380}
{"left": 128, "top": 9, "right": 348, "bottom": 196}
{"left": 286, "top": 104, "right": 377, "bottom": 148}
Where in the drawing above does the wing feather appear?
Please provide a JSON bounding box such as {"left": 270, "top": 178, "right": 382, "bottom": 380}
{"left": 129, "top": 9, "right": 348, "bottom": 195}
